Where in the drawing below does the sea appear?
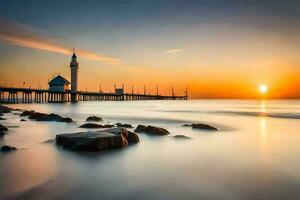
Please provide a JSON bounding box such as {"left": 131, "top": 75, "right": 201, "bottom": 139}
{"left": 1, "top": 100, "right": 300, "bottom": 200}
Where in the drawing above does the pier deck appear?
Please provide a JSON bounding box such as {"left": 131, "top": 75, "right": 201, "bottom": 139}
{"left": 0, "top": 87, "right": 187, "bottom": 103}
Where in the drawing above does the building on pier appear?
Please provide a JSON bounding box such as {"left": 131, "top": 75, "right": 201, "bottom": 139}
{"left": 48, "top": 75, "right": 70, "bottom": 92}
{"left": 115, "top": 88, "right": 124, "bottom": 95}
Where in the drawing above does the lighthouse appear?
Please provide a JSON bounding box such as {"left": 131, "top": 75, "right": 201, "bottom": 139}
{"left": 70, "top": 48, "right": 79, "bottom": 102}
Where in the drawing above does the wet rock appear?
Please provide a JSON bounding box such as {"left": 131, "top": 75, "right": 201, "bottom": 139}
{"left": 134, "top": 125, "right": 170, "bottom": 136}
{"left": 0, "top": 124, "right": 8, "bottom": 131}
{"left": 56, "top": 127, "right": 139, "bottom": 151}
{"left": 21, "top": 110, "right": 73, "bottom": 123}
{"left": 1, "top": 145, "right": 17, "bottom": 152}
{"left": 192, "top": 124, "right": 218, "bottom": 131}
{"left": 134, "top": 125, "right": 147, "bottom": 132}
{"left": 0, "top": 105, "right": 12, "bottom": 114}
{"left": 20, "top": 119, "right": 26, "bottom": 122}
{"left": 102, "top": 124, "right": 114, "bottom": 128}
{"left": 116, "top": 123, "right": 133, "bottom": 128}
{"left": 20, "top": 110, "right": 35, "bottom": 116}
{"left": 0, "top": 117, "right": 6, "bottom": 120}
{"left": 174, "top": 135, "right": 191, "bottom": 139}
{"left": 60, "top": 117, "right": 73, "bottom": 123}
{"left": 86, "top": 116, "right": 103, "bottom": 122}
{"left": 79, "top": 123, "right": 114, "bottom": 129}
{"left": 182, "top": 124, "right": 191, "bottom": 127}
{"left": 80, "top": 123, "right": 103, "bottom": 128}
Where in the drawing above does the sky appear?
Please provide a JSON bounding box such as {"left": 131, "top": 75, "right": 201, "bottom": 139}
{"left": 0, "top": 0, "right": 300, "bottom": 99}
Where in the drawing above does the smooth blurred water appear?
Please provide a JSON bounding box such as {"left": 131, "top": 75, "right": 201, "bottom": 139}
{"left": 1, "top": 100, "right": 300, "bottom": 200}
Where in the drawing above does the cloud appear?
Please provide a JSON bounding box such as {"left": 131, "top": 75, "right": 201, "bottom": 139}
{"left": 0, "top": 18, "right": 120, "bottom": 65}
{"left": 165, "top": 48, "right": 182, "bottom": 54}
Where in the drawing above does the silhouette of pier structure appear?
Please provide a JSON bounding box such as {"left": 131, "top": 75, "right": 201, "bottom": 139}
{"left": 0, "top": 86, "right": 188, "bottom": 104}
{"left": 0, "top": 50, "right": 188, "bottom": 104}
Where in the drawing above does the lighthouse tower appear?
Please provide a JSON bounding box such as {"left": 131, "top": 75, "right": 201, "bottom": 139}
{"left": 70, "top": 48, "right": 79, "bottom": 102}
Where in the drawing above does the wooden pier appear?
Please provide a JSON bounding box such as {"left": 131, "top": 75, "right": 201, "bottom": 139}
{"left": 0, "top": 87, "right": 188, "bottom": 104}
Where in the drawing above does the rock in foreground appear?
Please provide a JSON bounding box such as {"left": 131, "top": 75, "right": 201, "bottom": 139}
{"left": 20, "top": 110, "right": 73, "bottom": 123}
{"left": 56, "top": 128, "right": 139, "bottom": 151}
{"left": 0, "top": 124, "right": 8, "bottom": 132}
{"left": 134, "top": 125, "right": 170, "bottom": 136}
{"left": 1, "top": 145, "right": 17, "bottom": 152}
{"left": 79, "top": 123, "right": 114, "bottom": 129}
{"left": 86, "top": 116, "right": 103, "bottom": 122}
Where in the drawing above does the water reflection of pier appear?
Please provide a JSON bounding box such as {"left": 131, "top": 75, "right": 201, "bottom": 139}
{"left": 0, "top": 87, "right": 188, "bottom": 104}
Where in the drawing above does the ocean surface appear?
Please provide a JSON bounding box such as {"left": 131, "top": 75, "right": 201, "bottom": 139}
{"left": 1, "top": 100, "right": 300, "bottom": 200}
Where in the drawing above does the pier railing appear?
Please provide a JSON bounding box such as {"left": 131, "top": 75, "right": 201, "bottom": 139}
{"left": 0, "top": 87, "right": 187, "bottom": 103}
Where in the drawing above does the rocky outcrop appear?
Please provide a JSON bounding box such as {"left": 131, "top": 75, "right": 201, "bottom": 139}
{"left": 20, "top": 110, "right": 73, "bottom": 123}
{"left": 183, "top": 123, "right": 218, "bottom": 131}
{"left": 0, "top": 105, "right": 12, "bottom": 115}
{"left": 86, "top": 116, "right": 103, "bottom": 122}
{"left": 134, "top": 125, "right": 170, "bottom": 136}
{"left": 0, "top": 124, "right": 8, "bottom": 132}
{"left": 1, "top": 145, "right": 17, "bottom": 152}
{"left": 134, "top": 125, "right": 147, "bottom": 132}
{"left": 56, "top": 127, "right": 139, "bottom": 151}
{"left": 116, "top": 123, "right": 133, "bottom": 128}
{"left": 79, "top": 123, "right": 114, "bottom": 129}
{"left": 20, "top": 110, "right": 35, "bottom": 116}
{"left": 174, "top": 135, "right": 191, "bottom": 139}
{"left": 192, "top": 124, "right": 218, "bottom": 131}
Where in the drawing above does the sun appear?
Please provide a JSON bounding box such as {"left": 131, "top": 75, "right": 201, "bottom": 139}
{"left": 259, "top": 84, "right": 268, "bottom": 94}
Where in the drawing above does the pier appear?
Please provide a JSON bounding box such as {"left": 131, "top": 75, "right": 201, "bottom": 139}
{"left": 0, "top": 87, "right": 188, "bottom": 104}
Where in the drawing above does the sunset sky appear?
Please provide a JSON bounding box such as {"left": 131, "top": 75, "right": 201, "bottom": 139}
{"left": 0, "top": 0, "right": 300, "bottom": 98}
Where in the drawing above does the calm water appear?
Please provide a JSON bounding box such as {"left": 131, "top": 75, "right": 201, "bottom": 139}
{"left": 1, "top": 100, "right": 300, "bottom": 200}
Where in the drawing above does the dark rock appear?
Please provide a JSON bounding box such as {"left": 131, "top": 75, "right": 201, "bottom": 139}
{"left": 134, "top": 125, "right": 147, "bottom": 132}
{"left": 102, "top": 124, "right": 114, "bottom": 128}
{"left": 0, "top": 105, "right": 12, "bottom": 114}
{"left": 0, "top": 117, "right": 6, "bottom": 120}
{"left": 20, "top": 119, "right": 26, "bottom": 122}
{"left": 0, "top": 124, "right": 8, "bottom": 131}
{"left": 80, "top": 123, "right": 104, "bottom": 128}
{"left": 56, "top": 127, "right": 139, "bottom": 151}
{"left": 86, "top": 116, "right": 103, "bottom": 122}
{"left": 1, "top": 145, "right": 17, "bottom": 152}
{"left": 182, "top": 124, "right": 192, "bottom": 127}
{"left": 0, "top": 131, "right": 5, "bottom": 137}
{"left": 174, "top": 135, "right": 191, "bottom": 139}
{"left": 21, "top": 110, "right": 73, "bottom": 123}
{"left": 134, "top": 125, "right": 170, "bottom": 136}
{"left": 145, "top": 125, "right": 170, "bottom": 135}
{"left": 60, "top": 117, "right": 73, "bottom": 123}
{"left": 116, "top": 123, "right": 133, "bottom": 128}
{"left": 192, "top": 123, "right": 218, "bottom": 131}
{"left": 79, "top": 123, "right": 114, "bottom": 129}
{"left": 20, "top": 110, "right": 35, "bottom": 116}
